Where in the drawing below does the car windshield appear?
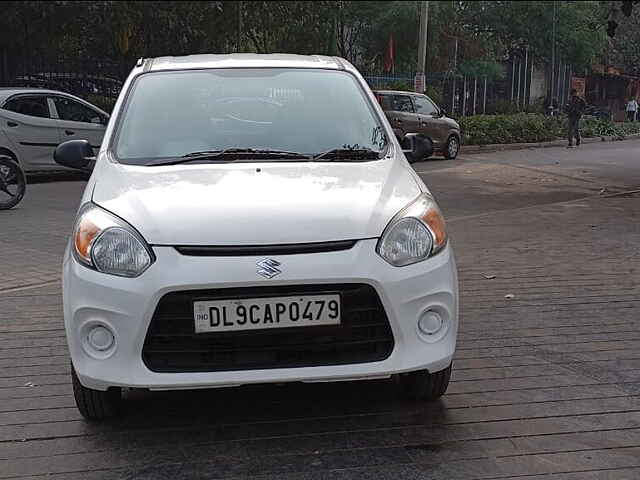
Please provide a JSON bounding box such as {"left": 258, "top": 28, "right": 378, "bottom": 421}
{"left": 114, "top": 68, "right": 388, "bottom": 164}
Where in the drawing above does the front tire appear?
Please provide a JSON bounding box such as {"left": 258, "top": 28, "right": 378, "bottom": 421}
{"left": 71, "top": 364, "right": 122, "bottom": 420}
{"left": 0, "top": 156, "right": 26, "bottom": 210}
{"left": 400, "top": 363, "right": 452, "bottom": 401}
{"left": 405, "top": 135, "right": 433, "bottom": 163}
{"left": 443, "top": 135, "right": 459, "bottom": 160}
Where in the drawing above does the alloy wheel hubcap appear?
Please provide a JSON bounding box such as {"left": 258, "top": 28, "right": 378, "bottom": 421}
{"left": 449, "top": 139, "right": 458, "bottom": 157}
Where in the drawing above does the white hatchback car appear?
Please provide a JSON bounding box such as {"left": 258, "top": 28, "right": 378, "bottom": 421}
{"left": 0, "top": 88, "right": 108, "bottom": 172}
{"left": 54, "top": 54, "right": 458, "bottom": 420}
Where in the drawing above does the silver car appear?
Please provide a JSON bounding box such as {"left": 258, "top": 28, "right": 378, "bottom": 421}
{"left": 0, "top": 88, "right": 109, "bottom": 172}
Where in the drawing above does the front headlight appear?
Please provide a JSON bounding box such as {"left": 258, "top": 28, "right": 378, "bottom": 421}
{"left": 377, "top": 193, "right": 447, "bottom": 266}
{"left": 72, "top": 203, "right": 153, "bottom": 277}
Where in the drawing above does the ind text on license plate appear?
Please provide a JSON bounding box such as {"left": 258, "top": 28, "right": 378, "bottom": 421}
{"left": 193, "top": 294, "right": 341, "bottom": 333}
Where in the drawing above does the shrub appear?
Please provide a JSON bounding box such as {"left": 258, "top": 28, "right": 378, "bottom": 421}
{"left": 581, "top": 119, "right": 640, "bottom": 137}
{"left": 460, "top": 113, "right": 640, "bottom": 145}
{"left": 618, "top": 122, "right": 640, "bottom": 135}
{"left": 459, "top": 113, "right": 564, "bottom": 145}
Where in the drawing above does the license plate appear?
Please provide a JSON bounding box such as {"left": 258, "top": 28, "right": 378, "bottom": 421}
{"left": 193, "top": 294, "right": 341, "bottom": 333}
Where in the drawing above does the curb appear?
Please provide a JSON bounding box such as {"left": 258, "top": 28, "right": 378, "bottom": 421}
{"left": 460, "top": 133, "right": 640, "bottom": 155}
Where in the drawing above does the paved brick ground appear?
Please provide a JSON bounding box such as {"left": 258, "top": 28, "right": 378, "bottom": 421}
{"left": 0, "top": 181, "right": 84, "bottom": 291}
{"left": 1, "top": 143, "right": 639, "bottom": 479}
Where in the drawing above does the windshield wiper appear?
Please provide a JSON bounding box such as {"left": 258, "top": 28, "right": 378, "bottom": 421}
{"left": 184, "top": 148, "right": 311, "bottom": 159}
{"left": 146, "top": 148, "right": 311, "bottom": 166}
{"left": 312, "top": 147, "right": 383, "bottom": 162}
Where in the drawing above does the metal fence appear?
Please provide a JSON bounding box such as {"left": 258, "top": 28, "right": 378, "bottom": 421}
{"left": 362, "top": 71, "right": 510, "bottom": 117}
{"left": 2, "top": 59, "right": 532, "bottom": 118}
{"left": 0, "top": 56, "right": 129, "bottom": 101}
{"left": 362, "top": 73, "right": 415, "bottom": 90}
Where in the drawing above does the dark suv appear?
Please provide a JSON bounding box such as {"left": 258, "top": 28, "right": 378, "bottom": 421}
{"left": 374, "top": 90, "right": 461, "bottom": 160}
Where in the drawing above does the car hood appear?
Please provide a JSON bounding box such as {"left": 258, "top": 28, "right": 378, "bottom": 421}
{"left": 92, "top": 157, "right": 422, "bottom": 245}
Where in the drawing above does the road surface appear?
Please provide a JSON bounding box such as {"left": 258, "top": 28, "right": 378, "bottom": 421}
{"left": 1, "top": 139, "right": 639, "bottom": 479}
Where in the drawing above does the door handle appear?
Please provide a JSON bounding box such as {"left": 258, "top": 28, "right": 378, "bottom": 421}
{"left": 65, "top": 130, "right": 75, "bottom": 135}
{"left": 7, "top": 121, "right": 17, "bottom": 127}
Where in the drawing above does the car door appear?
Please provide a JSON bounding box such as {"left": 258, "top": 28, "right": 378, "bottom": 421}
{"left": 385, "top": 94, "right": 420, "bottom": 137}
{"left": 413, "top": 95, "right": 448, "bottom": 151}
{"left": 49, "top": 95, "right": 106, "bottom": 152}
{"left": 1, "top": 94, "right": 61, "bottom": 170}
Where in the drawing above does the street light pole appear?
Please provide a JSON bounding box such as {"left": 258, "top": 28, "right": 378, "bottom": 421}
{"left": 415, "top": 1, "right": 429, "bottom": 93}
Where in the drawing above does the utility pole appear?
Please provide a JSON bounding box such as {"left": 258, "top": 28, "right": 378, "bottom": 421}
{"left": 462, "top": 76, "right": 467, "bottom": 116}
{"left": 236, "top": 1, "right": 243, "bottom": 52}
{"left": 511, "top": 61, "right": 516, "bottom": 101}
{"left": 415, "top": 1, "right": 429, "bottom": 93}
{"left": 524, "top": 45, "right": 529, "bottom": 107}
{"left": 451, "top": 36, "right": 458, "bottom": 113}
{"left": 517, "top": 58, "right": 522, "bottom": 109}
{"left": 483, "top": 76, "right": 487, "bottom": 114}
{"left": 473, "top": 77, "right": 477, "bottom": 115}
{"left": 550, "top": 0, "right": 556, "bottom": 102}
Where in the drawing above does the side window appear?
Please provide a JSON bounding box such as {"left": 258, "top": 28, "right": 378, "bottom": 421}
{"left": 52, "top": 97, "right": 101, "bottom": 124}
{"left": 391, "top": 95, "right": 414, "bottom": 113}
{"left": 2, "top": 96, "right": 50, "bottom": 118}
{"left": 414, "top": 96, "right": 438, "bottom": 115}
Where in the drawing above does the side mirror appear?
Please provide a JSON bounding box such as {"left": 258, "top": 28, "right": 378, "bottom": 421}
{"left": 402, "top": 133, "right": 433, "bottom": 163}
{"left": 54, "top": 139, "right": 95, "bottom": 172}
{"left": 439, "top": 109, "right": 447, "bottom": 117}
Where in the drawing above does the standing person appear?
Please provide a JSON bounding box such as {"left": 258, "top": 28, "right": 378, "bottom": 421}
{"left": 626, "top": 97, "right": 638, "bottom": 122}
{"left": 566, "top": 89, "right": 586, "bottom": 148}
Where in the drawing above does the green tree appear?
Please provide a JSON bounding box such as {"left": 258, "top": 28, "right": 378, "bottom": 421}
{"left": 608, "top": 3, "right": 640, "bottom": 73}
{"left": 458, "top": 1, "right": 607, "bottom": 71}
{"left": 242, "top": 1, "right": 336, "bottom": 54}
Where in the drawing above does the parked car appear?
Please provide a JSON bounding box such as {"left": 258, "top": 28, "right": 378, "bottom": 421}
{"left": 0, "top": 88, "right": 109, "bottom": 172}
{"left": 374, "top": 90, "right": 461, "bottom": 160}
{"left": 54, "top": 54, "right": 459, "bottom": 420}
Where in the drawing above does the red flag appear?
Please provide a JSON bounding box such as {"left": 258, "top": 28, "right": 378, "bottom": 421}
{"left": 383, "top": 34, "right": 395, "bottom": 73}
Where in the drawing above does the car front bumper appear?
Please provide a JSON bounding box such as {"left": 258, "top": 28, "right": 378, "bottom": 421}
{"left": 63, "top": 239, "right": 458, "bottom": 391}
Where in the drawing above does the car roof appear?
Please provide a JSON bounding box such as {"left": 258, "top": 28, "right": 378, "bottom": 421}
{"left": 147, "top": 53, "right": 345, "bottom": 72}
{"left": 0, "top": 88, "right": 67, "bottom": 104}
{"left": 373, "top": 90, "right": 421, "bottom": 96}
{"left": 0, "top": 88, "right": 107, "bottom": 114}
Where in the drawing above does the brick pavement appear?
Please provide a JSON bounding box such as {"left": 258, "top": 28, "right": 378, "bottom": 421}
{"left": 0, "top": 181, "right": 84, "bottom": 291}
{"left": 1, "top": 147, "right": 639, "bottom": 478}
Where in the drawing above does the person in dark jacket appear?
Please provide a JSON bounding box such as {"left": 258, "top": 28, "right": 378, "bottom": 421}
{"left": 565, "top": 89, "right": 586, "bottom": 148}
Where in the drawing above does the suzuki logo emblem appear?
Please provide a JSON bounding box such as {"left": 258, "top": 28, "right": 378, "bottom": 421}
{"left": 256, "top": 258, "right": 281, "bottom": 279}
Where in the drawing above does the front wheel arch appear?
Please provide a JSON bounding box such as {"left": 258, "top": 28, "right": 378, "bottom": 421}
{"left": 0, "top": 147, "right": 18, "bottom": 163}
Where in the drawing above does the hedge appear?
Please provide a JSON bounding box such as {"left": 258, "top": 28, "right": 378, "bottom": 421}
{"left": 459, "top": 113, "right": 640, "bottom": 145}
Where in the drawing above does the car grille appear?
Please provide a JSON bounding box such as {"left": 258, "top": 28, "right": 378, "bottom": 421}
{"left": 142, "top": 283, "right": 394, "bottom": 373}
{"left": 174, "top": 240, "right": 357, "bottom": 256}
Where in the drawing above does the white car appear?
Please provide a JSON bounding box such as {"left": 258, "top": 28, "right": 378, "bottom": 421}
{"left": 54, "top": 54, "right": 459, "bottom": 419}
{"left": 0, "top": 88, "right": 108, "bottom": 172}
